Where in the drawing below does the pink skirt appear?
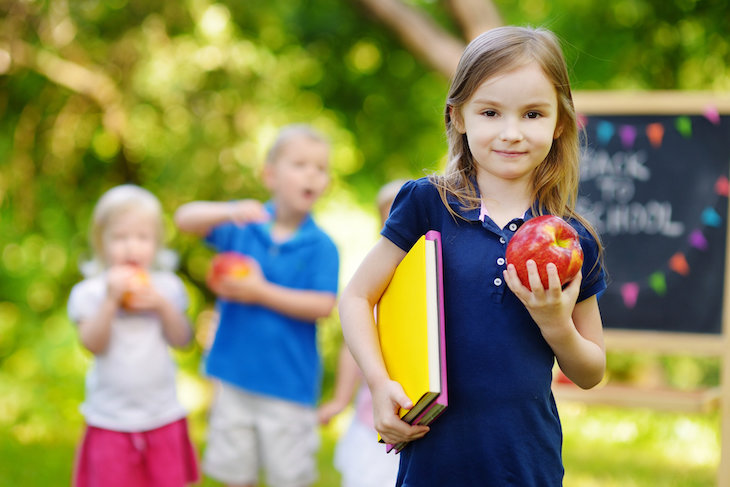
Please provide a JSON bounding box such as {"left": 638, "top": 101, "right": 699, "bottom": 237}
{"left": 73, "top": 418, "right": 200, "bottom": 487}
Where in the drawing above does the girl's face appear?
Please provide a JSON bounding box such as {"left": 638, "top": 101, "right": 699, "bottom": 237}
{"left": 102, "top": 209, "right": 158, "bottom": 268}
{"left": 454, "top": 61, "right": 561, "bottom": 188}
{"left": 264, "top": 135, "right": 330, "bottom": 217}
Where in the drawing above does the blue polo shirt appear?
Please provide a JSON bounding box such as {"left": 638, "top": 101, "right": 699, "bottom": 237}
{"left": 382, "top": 178, "right": 605, "bottom": 486}
{"left": 204, "top": 202, "right": 339, "bottom": 406}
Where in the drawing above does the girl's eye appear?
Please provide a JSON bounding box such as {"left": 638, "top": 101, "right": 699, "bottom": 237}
{"left": 482, "top": 110, "right": 497, "bottom": 117}
{"left": 526, "top": 111, "right": 541, "bottom": 119}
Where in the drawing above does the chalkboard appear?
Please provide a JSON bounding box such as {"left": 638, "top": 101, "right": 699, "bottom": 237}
{"left": 577, "top": 111, "right": 730, "bottom": 334}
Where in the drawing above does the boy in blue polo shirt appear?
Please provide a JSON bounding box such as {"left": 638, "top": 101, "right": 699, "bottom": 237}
{"left": 175, "top": 124, "right": 339, "bottom": 487}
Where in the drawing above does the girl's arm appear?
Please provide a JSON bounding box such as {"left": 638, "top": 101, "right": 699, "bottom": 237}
{"left": 174, "top": 199, "right": 269, "bottom": 237}
{"left": 76, "top": 266, "right": 131, "bottom": 354}
{"left": 504, "top": 261, "right": 605, "bottom": 389}
{"left": 77, "top": 296, "right": 119, "bottom": 354}
{"left": 124, "top": 288, "right": 193, "bottom": 348}
{"left": 318, "top": 344, "right": 361, "bottom": 424}
{"left": 339, "top": 237, "right": 431, "bottom": 446}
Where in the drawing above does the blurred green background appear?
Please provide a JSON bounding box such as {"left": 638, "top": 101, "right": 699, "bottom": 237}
{"left": 1, "top": 0, "right": 728, "bottom": 485}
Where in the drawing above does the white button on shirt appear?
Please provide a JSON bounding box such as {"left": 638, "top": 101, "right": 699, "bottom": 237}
{"left": 508, "top": 223, "right": 518, "bottom": 232}
{"left": 493, "top": 277, "right": 503, "bottom": 286}
{"left": 497, "top": 257, "right": 505, "bottom": 266}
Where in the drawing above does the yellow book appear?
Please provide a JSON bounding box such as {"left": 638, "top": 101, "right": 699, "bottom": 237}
{"left": 377, "top": 231, "right": 447, "bottom": 452}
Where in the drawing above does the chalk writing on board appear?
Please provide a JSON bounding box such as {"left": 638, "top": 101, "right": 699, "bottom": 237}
{"left": 578, "top": 148, "right": 684, "bottom": 237}
{"left": 576, "top": 113, "right": 729, "bottom": 334}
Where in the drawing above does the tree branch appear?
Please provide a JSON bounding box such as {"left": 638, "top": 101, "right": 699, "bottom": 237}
{"left": 354, "top": 0, "right": 503, "bottom": 78}
{"left": 446, "top": 0, "right": 503, "bottom": 41}
{"left": 355, "top": 0, "right": 465, "bottom": 78}
{"left": 8, "top": 39, "right": 127, "bottom": 141}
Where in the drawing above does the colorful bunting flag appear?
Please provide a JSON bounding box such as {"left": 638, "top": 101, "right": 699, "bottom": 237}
{"left": 703, "top": 105, "right": 721, "bottom": 125}
{"left": 689, "top": 229, "right": 709, "bottom": 251}
{"left": 619, "top": 125, "right": 637, "bottom": 149}
{"left": 621, "top": 282, "right": 640, "bottom": 309}
{"left": 668, "top": 252, "right": 690, "bottom": 276}
{"left": 648, "top": 272, "right": 667, "bottom": 295}
{"left": 646, "top": 123, "right": 664, "bottom": 148}
{"left": 596, "top": 120, "right": 614, "bottom": 145}
{"left": 715, "top": 175, "right": 729, "bottom": 196}
{"left": 701, "top": 207, "right": 722, "bottom": 227}
{"left": 675, "top": 116, "right": 692, "bottom": 137}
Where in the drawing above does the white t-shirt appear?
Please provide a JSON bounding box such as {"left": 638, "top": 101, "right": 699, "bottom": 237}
{"left": 68, "top": 270, "right": 189, "bottom": 432}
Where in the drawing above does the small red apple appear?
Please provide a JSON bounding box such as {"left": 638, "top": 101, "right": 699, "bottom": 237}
{"left": 505, "top": 215, "right": 583, "bottom": 291}
{"left": 207, "top": 252, "right": 253, "bottom": 288}
{"left": 121, "top": 268, "right": 150, "bottom": 309}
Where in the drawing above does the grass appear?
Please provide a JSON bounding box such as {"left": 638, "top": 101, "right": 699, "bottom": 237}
{"left": 0, "top": 403, "right": 720, "bottom": 486}
{"left": 561, "top": 403, "right": 719, "bottom": 487}
{"left": 0, "top": 335, "right": 721, "bottom": 486}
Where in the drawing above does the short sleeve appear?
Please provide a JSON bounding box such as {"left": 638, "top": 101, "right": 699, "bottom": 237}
{"left": 152, "top": 272, "right": 189, "bottom": 311}
{"left": 576, "top": 225, "right": 607, "bottom": 302}
{"left": 67, "top": 278, "right": 105, "bottom": 324}
{"left": 204, "top": 222, "right": 237, "bottom": 252}
{"left": 381, "top": 178, "right": 438, "bottom": 252}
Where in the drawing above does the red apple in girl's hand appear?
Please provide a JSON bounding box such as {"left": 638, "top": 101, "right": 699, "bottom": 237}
{"left": 505, "top": 215, "right": 583, "bottom": 291}
{"left": 121, "top": 268, "right": 150, "bottom": 309}
{"left": 207, "top": 252, "right": 253, "bottom": 288}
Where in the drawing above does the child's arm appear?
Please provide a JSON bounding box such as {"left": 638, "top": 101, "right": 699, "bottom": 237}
{"left": 76, "top": 266, "right": 133, "bottom": 354}
{"left": 503, "top": 261, "right": 606, "bottom": 389}
{"left": 77, "top": 297, "right": 119, "bottom": 354}
{"left": 210, "top": 261, "right": 336, "bottom": 322}
{"left": 339, "top": 237, "right": 431, "bottom": 446}
{"left": 123, "top": 284, "right": 193, "bottom": 348}
{"left": 318, "top": 344, "right": 362, "bottom": 424}
{"left": 174, "top": 199, "right": 269, "bottom": 237}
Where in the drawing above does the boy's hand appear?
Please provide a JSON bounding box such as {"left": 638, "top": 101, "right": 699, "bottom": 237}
{"left": 209, "top": 258, "right": 266, "bottom": 304}
{"left": 229, "top": 199, "right": 270, "bottom": 226}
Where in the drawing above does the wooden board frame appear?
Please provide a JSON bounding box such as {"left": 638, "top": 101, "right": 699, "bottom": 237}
{"left": 563, "top": 91, "right": 730, "bottom": 486}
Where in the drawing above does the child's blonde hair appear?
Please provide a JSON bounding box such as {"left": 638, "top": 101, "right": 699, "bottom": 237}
{"left": 436, "top": 26, "right": 580, "bottom": 221}
{"left": 265, "top": 124, "right": 329, "bottom": 166}
{"left": 86, "top": 184, "right": 167, "bottom": 273}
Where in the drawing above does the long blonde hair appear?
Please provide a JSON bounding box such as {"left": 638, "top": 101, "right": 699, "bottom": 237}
{"left": 436, "top": 26, "right": 582, "bottom": 221}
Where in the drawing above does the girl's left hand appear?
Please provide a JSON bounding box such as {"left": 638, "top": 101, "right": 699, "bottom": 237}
{"left": 503, "top": 260, "right": 581, "bottom": 336}
{"left": 121, "top": 272, "right": 165, "bottom": 312}
{"left": 123, "top": 286, "right": 164, "bottom": 312}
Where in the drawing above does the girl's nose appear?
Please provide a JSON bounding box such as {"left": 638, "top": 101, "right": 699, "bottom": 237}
{"left": 125, "top": 239, "right": 141, "bottom": 256}
{"left": 500, "top": 118, "right": 524, "bottom": 141}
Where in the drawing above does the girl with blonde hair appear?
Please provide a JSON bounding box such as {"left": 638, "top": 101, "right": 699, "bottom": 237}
{"left": 69, "top": 184, "right": 198, "bottom": 487}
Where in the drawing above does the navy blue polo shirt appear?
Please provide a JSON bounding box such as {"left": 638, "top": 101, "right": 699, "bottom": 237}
{"left": 382, "top": 178, "right": 605, "bottom": 486}
{"left": 204, "top": 202, "right": 339, "bottom": 406}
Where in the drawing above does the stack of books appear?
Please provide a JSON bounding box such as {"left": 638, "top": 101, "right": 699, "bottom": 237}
{"left": 376, "top": 230, "right": 448, "bottom": 453}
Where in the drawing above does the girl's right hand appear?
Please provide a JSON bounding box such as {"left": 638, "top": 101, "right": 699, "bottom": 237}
{"left": 371, "top": 379, "right": 430, "bottom": 446}
{"left": 105, "top": 265, "right": 137, "bottom": 304}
